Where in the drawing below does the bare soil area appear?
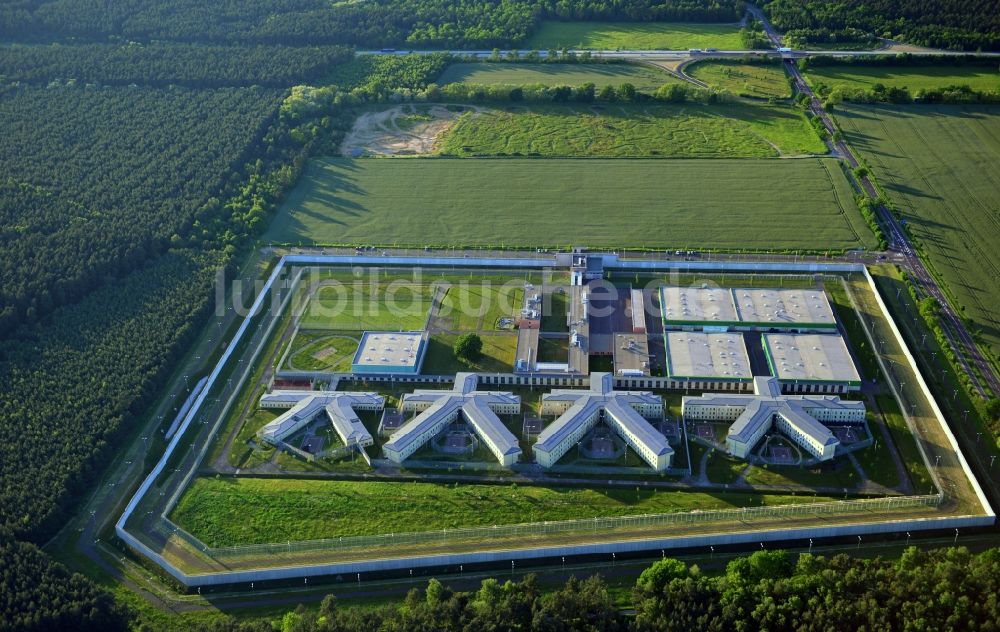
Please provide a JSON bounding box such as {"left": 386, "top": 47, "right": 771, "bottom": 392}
{"left": 341, "top": 104, "right": 482, "bottom": 157}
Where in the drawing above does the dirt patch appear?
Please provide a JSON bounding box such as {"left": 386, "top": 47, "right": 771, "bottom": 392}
{"left": 341, "top": 104, "right": 484, "bottom": 157}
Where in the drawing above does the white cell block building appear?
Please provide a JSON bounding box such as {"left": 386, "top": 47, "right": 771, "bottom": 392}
{"left": 258, "top": 390, "right": 384, "bottom": 448}
{"left": 383, "top": 373, "right": 522, "bottom": 466}
{"left": 682, "top": 376, "right": 865, "bottom": 461}
{"left": 535, "top": 373, "right": 672, "bottom": 471}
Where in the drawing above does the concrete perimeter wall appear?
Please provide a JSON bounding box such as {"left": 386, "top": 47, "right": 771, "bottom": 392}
{"left": 116, "top": 253, "right": 994, "bottom": 589}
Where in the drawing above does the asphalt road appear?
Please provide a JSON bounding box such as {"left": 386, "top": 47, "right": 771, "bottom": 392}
{"left": 747, "top": 5, "right": 999, "bottom": 400}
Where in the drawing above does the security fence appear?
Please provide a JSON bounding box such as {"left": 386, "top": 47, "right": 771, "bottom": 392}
{"left": 194, "top": 493, "right": 942, "bottom": 562}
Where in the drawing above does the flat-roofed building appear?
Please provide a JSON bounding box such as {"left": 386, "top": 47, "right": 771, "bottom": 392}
{"left": 630, "top": 289, "right": 647, "bottom": 333}
{"left": 763, "top": 333, "right": 862, "bottom": 393}
{"left": 351, "top": 331, "right": 427, "bottom": 375}
{"left": 664, "top": 332, "right": 752, "bottom": 391}
{"left": 384, "top": 373, "right": 522, "bottom": 466}
{"left": 614, "top": 333, "right": 651, "bottom": 377}
{"left": 535, "top": 373, "right": 672, "bottom": 471}
{"left": 258, "top": 390, "right": 384, "bottom": 449}
{"left": 682, "top": 376, "right": 865, "bottom": 461}
{"left": 660, "top": 287, "right": 837, "bottom": 333}
{"left": 660, "top": 286, "right": 739, "bottom": 329}
{"left": 732, "top": 288, "right": 836, "bottom": 331}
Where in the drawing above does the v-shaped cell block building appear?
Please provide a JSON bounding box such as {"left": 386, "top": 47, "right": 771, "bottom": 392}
{"left": 534, "top": 373, "right": 673, "bottom": 471}
{"left": 683, "top": 376, "right": 866, "bottom": 461}
{"left": 382, "top": 373, "right": 522, "bottom": 466}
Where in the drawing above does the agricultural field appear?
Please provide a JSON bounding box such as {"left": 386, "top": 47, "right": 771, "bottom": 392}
{"left": 833, "top": 104, "right": 1000, "bottom": 360}
{"left": 437, "top": 103, "right": 825, "bottom": 157}
{"left": 805, "top": 63, "right": 1000, "bottom": 93}
{"left": 524, "top": 21, "right": 743, "bottom": 51}
{"left": 686, "top": 60, "right": 793, "bottom": 99}
{"left": 298, "top": 281, "right": 433, "bottom": 330}
{"left": 436, "top": 62, "right": 681, "bottom": 91}
{"left": 170, "top": 476, "right": 836, "bottom": 546}
{"left": 264, "top": 157, "right": 877, "bottom": 251}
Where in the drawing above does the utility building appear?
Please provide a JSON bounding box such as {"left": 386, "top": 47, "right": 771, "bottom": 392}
{"left": 258, "top": 391, "right": 384, "bottom": 449}
{"left": 682, "top": 377, "right": 865, "bottom": 461}
{"left": 383, "top": 373, "right": 522, "bottom": 466}
{"left": 534, "top": 373, "right": 672, "bottom": 471}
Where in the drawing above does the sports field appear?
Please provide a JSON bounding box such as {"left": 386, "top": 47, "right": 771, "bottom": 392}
{"left": 805, "top": 64, "right": 1000, "bottom": 93}
{"left": 438, "top": 103, "right": 824, "bottom": 157}
{"left": 170, "top": 476, "right": 837, "bottom": 546}
{"left": 436, "top": 62, "right": 680, "bottom": 91}
{"left": 285, "top": 331, "right": 360, "bottom": 372}
{"left": 687, "top": 60, "right": 792, "bottom": 99}
{"left": 264, "top": 157, "right": 876, "bottom": 251}
{"left": 833, "top": 104, "right": 1000, "bottom": 359}
{"left": 298, "top": 282, "right": 433, "bottom": 330}
{"left": 524, "top": 21, "right": 743, "bottom": 50}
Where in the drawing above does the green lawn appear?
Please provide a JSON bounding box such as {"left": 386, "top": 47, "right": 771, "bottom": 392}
{"left": 806, "top": 64, "right": 1000, "bottom": 94}
{"left": 687, "top": 60, "right": 792, "bottom": 99}
{"left": 171, "top": 476, "right": 838, "bottom": 546}
{"left": 437, "top": 62, "right": 680, "bottom": 91}
{"left": 299, "top": 282, "right": 433, "bottom": 330}
{"left": 285, "top": 331, "right": 360, "bottom": 372}
{"left": 833, "top": 104, "right": 1000, "bottom": 360}
{"left": 436, "top": 284, "right": 523, "bottom": 331}
{"left": 265, "top": 157, "right": 876, "bottom": 251}
{"left": 525, "top": 21, "right": 743, "bottom": 51}
{"left": 422, "top": 333, "right": 518, "bottom": 374}
{"left": 437, "top": 103, "right": 826, "bottom": 157}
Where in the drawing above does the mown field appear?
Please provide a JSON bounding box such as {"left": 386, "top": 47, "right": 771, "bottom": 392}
{"left": 833, "top": 104, "right": 1000, "bottom": 360}
{"left": 265, "top": 157, "right": 875, "bottom": 251}
{"left": 171, "top": 476, "right": 837, "bottom": 546}
{"left": 437, "top": 103, "right": 825, "bottom": 157}
{"left": 805, "top": 64, "right": 1000, "bottom": 93}
{"left": 298, "top": 282, "right": 433, "bottom": 330}
{"left": 436, "top": 62, "right": 680, "bottom": 91}
{"left": 687, "top": 60, "right": 793, "bottom": 99}
{"left": 524, "top": 21, "right": 743, "bottom": 50}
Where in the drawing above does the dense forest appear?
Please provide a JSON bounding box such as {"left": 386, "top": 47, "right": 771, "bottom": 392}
{"left": 762, "top": 0, "right": 1000, "bottom": 50}
{"left": 0, "top": 0, "right": 743, "bottom": 48}
{"left": 0, "top": 43, "right": 352, "bottom": 87}
{"left": 196, "top": 547, "right": 1000, "bottom": 631}
{"left": 0, "top": 84, "right": 283, "bottom": 337}
{"left": 0, "top": 537, "right": 127, "bottom": 631}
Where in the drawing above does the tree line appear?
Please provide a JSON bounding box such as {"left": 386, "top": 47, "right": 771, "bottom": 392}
{"left": 0, "top": 0, "right": 744, "bottom": 48}
{"left": 197, "top": 547, "right": 1000, "bottom": 631}
{"left": 0, "top": 43, "right": 352, "bottom": 88}
{"left": 763, "top": 0, "right": 1000, "bottom": 51}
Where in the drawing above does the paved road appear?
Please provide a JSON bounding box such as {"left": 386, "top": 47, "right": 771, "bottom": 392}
{"left": 359, "top": 48, "right": 1000, "bottom": 60}
{"left": 746, "top": 4, "right": 999, "bottom": 399}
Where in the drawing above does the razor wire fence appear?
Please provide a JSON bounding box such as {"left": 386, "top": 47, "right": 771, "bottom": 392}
{"left": 186, "top": 493, "right": 942, "bottom": 562}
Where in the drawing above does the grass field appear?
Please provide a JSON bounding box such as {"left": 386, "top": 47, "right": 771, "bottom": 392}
{"left": 265, "top": 158, "right": 876, "bottom": 251}
{"left": 833, "top": 104, "right": 1000, "bottom": 360}
{"left": 806, "top": 64, "right": 1000, "bottom": 93}
{"left": 285, "top": 331, "right": 360, "bottom": 372}
{"left": 524, "top": 21, "right": 743, "bottom": 51}
{"left": 435, "top": 284, "right": 523, "bottom": 331}
{"left": 686, "top": 60, "right": 792, "bottom": 99}
{"left": 171, "top": 476, "right": 837, "bottom": 546}
{"left": 437, "top": 103, "right": 826, "bottom": 157}
{"left": 436, "top": 62, "right": 680, "bottom": 91}
{"left": 298, "top": 282, "right": 433, "bottom": 330}
{"left": 422, "top": 333, "right": 518, "bottom": 374}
